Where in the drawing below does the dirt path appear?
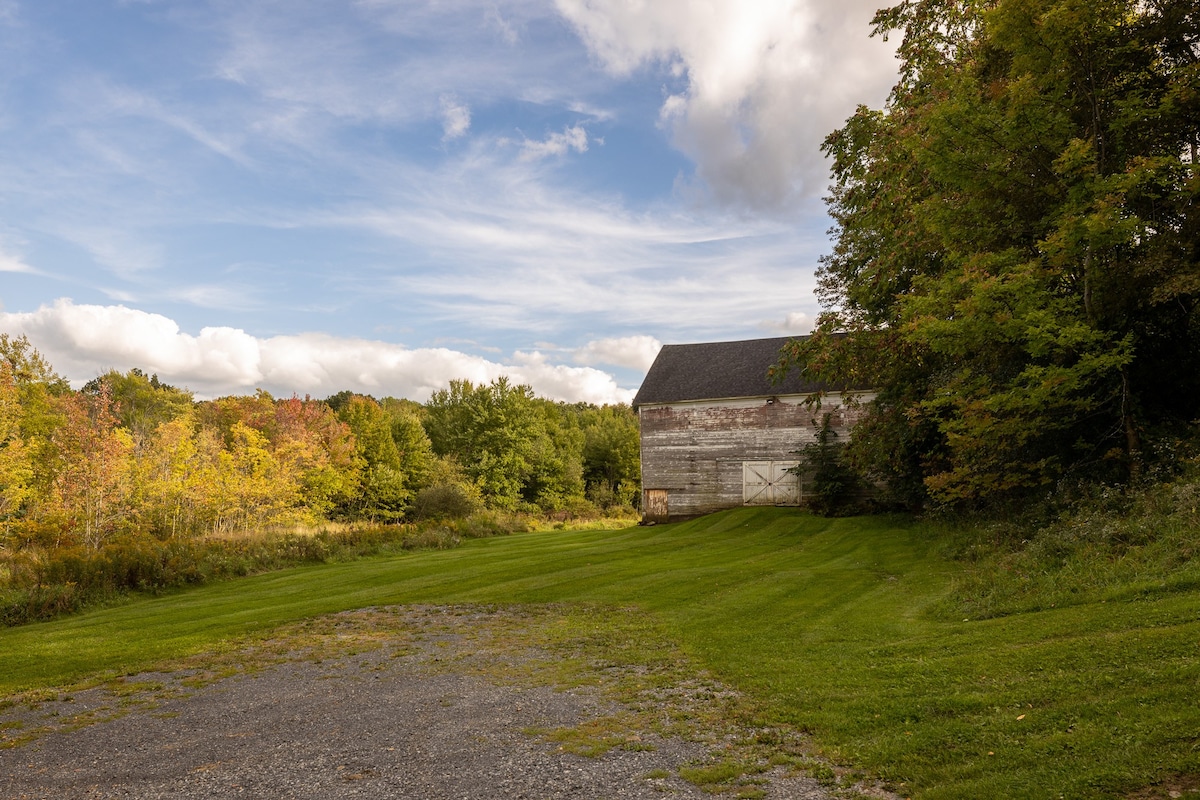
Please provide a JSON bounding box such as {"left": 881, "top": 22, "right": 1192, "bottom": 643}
{"left": 0, "top": 606, "right": 896, "bottom": 799}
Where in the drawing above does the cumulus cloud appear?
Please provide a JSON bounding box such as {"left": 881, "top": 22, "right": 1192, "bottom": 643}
{"left": 0, "top": 299, "right": 634, "bottom": 405}
{"left": 573, "top": 335, "right": 662, "bottom": 371}
{"left": 554, "top": 0, "right": 897, "bottom": 211}
{"left": 439, "top": 94, "right": 471, "bottom": 140}
{"left": 518, "top": 124, "right": 590, "bottom": 160}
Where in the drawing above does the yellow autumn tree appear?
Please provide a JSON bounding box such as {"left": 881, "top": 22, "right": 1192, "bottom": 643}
{"left": 131, "top": 413, "right": 210, "bottom": 538}
{"left": 47, "top": 387, "right": 135, "bottom": 550}
{"left": 205, "top": 422, "right": 299, "bottom": 536}
{"left": 0, "top": 363, "right": 33, "bottom": 544}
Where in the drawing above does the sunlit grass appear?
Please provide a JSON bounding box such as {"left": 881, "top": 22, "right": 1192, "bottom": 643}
{"left": 1, "top": 507, "right": 1196, "bottom": 798}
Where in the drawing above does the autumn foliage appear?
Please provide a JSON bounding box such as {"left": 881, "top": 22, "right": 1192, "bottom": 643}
{"left": 0, "top": 334, "right": 640, "bottom": 624}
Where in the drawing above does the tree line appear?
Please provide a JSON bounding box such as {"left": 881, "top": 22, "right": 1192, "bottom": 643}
{"left": 783, "top": 0, "right": 1199, "bottom": 512}
{"left": 0, "top": 333, "right": 641, "bottom": 551}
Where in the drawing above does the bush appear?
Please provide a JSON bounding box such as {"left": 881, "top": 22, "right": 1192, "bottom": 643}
{"left": 449, "top": 510, "right": 530, "bottom": 539}
{"left": 410, "top": 483, "right": 478, "bottom": 521}
{"left": 400, "top": 526, "right": 461, "bottom": 550}
{"left": 792, "top": 414, "right": 862, "bottom": 516}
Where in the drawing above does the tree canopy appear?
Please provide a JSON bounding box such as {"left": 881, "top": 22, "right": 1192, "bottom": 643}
{"left": 786, "top": 0, "right": 1200, "bottom": 509}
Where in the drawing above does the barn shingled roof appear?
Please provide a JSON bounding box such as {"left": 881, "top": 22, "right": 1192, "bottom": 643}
{"left": 631, "top": 336, "right": 840, "bottom": 408}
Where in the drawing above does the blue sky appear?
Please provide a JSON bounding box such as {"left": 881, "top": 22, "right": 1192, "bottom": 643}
{"left": 0, "top": 0, "right": 897, "bottom": 403}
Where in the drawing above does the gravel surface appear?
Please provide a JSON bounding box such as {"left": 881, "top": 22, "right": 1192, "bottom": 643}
{"left": 0, "top": 606, "right": 895, "bottom": 800}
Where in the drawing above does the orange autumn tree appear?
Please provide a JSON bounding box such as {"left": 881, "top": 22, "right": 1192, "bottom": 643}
{"left": 272, "top": 396, "right": 360, "bottom": 519}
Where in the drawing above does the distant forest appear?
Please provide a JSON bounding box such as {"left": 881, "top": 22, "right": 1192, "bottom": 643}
{"left": 0, "top": 333, "right": 640, "bottom": 548}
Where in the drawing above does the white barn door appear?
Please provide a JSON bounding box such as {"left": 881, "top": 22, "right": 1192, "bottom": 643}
{"left": 742, "top": 461, "right": 801, "bottom": 506}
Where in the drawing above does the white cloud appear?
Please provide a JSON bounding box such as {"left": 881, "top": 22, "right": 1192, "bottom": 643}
{"left": 332, "top": 155, "right": 826, "bottom": 339}
{"left": 573, "top": 335, "right": 662, "bottom": 371}
{"left": 0, "top": 248, "right": 36, "bottom": 274}
{"left": 760, "top": 311, "right": 814, "bottom": 335}
{"left": 554, "top": 0, "right": 897, "bottom": 211}
{"left": 0, "top": 299, "right": 634, "bottom": 405}
{"left": 440, "top": 94, "right": 472, "bottom": 140}
{"left": 518, "top": 124, "right": 590, "bottom": 160}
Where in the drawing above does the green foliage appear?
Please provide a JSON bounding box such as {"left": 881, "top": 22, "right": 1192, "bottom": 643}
{"left": 792, "top": 414, "right": 860, "bottom": 516}
{"left": 794, "top": 0, "right": 1200, "bottom": 510}
{"left": 334, "top": 394, "right": 434, "bottom": 521}
{"left": 0, "top": 364, "right": 33, "bottom": 541}
{"left": 0, "top": 334, "right": 636, "bottom": 555}
{"left": 381, "top": 399, "right": 435, "bottom": 490}
{"left": 410, "top": 483, "right": 478, "bottom": 521}
{"left": 580, "top": 404, "right": 641, "bottom": 509}
{"left": 423, "top": 378, "right": 587, "bottom": 512}
{"left": 0, "top": 334, "right": 69, "bottom": 395}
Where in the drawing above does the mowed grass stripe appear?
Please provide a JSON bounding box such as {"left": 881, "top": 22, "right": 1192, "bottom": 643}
{"left": 2, "top": 507, "right": 1197, "bottom": 799}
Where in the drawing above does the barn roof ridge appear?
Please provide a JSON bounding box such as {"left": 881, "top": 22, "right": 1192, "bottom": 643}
{"left": 632, "top": 335, "right": 847, "bottom": 409}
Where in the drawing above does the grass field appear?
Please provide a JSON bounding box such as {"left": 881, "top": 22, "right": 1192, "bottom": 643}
{"left": 1, "top": 507, "right": 1197, "bottom": 799}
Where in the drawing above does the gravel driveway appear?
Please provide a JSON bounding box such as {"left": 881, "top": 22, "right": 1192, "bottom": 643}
{"left": 0, "top": 606, "right": 898, "bottom": 799}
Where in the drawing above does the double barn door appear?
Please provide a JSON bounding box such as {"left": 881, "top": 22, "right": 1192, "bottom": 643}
{"left": 742, "top": 461, "right": 803, "bottom": 506}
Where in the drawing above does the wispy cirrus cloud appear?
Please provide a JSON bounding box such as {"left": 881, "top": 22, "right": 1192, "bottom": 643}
{"left": 0, "top": 246, "right": 37, "bottom": 274}
{"left": 320, "top": 145, "right": 827, "bottom": 340}
{"left": 439, "top": 94, "right": 472, "bottom": 140}
{"left": 517, "top": 123, "right": 590, "bottom": 160}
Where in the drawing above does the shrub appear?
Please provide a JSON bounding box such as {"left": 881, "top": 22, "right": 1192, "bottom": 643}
{"left": 792, "top": 414, "right": 862, "bottom": 516}
{"left": 411, "top": 483, "right": 477, "bottom": 521}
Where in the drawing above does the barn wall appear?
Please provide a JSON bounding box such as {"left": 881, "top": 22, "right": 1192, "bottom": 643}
{"left": 638, "top": 393, "right": 870, "bottom": 521}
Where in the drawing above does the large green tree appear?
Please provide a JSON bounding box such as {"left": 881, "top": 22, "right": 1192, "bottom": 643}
{"left": 333, "top": 394, "right": 413, "bottom": 521}
{"left": 579, "top": 404, "right": 641, "bottom": 508}
{"left": 788, "top": 0, "right": 1199, "bottom": 509}
{"left": 423, "top": 378, "right": 584, "bottom": 511}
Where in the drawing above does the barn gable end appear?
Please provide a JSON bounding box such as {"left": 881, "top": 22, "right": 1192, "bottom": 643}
{"left": 632, "top": 337, "right": 871, "bottom": 523}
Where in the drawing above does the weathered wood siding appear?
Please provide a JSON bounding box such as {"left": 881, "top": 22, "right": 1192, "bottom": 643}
{"left": 638, "top": 393, "right": 869, "bottom": 521}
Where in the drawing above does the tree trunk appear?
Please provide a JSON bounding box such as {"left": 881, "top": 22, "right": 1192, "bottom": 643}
{"left": 1121, "top": 367, "right": 1142, "bottom": 483}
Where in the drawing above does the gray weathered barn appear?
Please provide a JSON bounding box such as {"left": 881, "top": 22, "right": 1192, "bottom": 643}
{"left": 631, "top": 337, "right": 871, "bottom": 522}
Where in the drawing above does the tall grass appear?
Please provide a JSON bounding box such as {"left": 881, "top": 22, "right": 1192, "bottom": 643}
{"left": 936, "top": 475, "right": 1200, "bottom": 619}
{"left": 0, "top": 511, "right": 537, "bottom": 626}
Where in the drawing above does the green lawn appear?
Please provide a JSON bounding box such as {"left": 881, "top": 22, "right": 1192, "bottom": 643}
{"left": 2, "top": 507, "right": 1197, "bottom": 798}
